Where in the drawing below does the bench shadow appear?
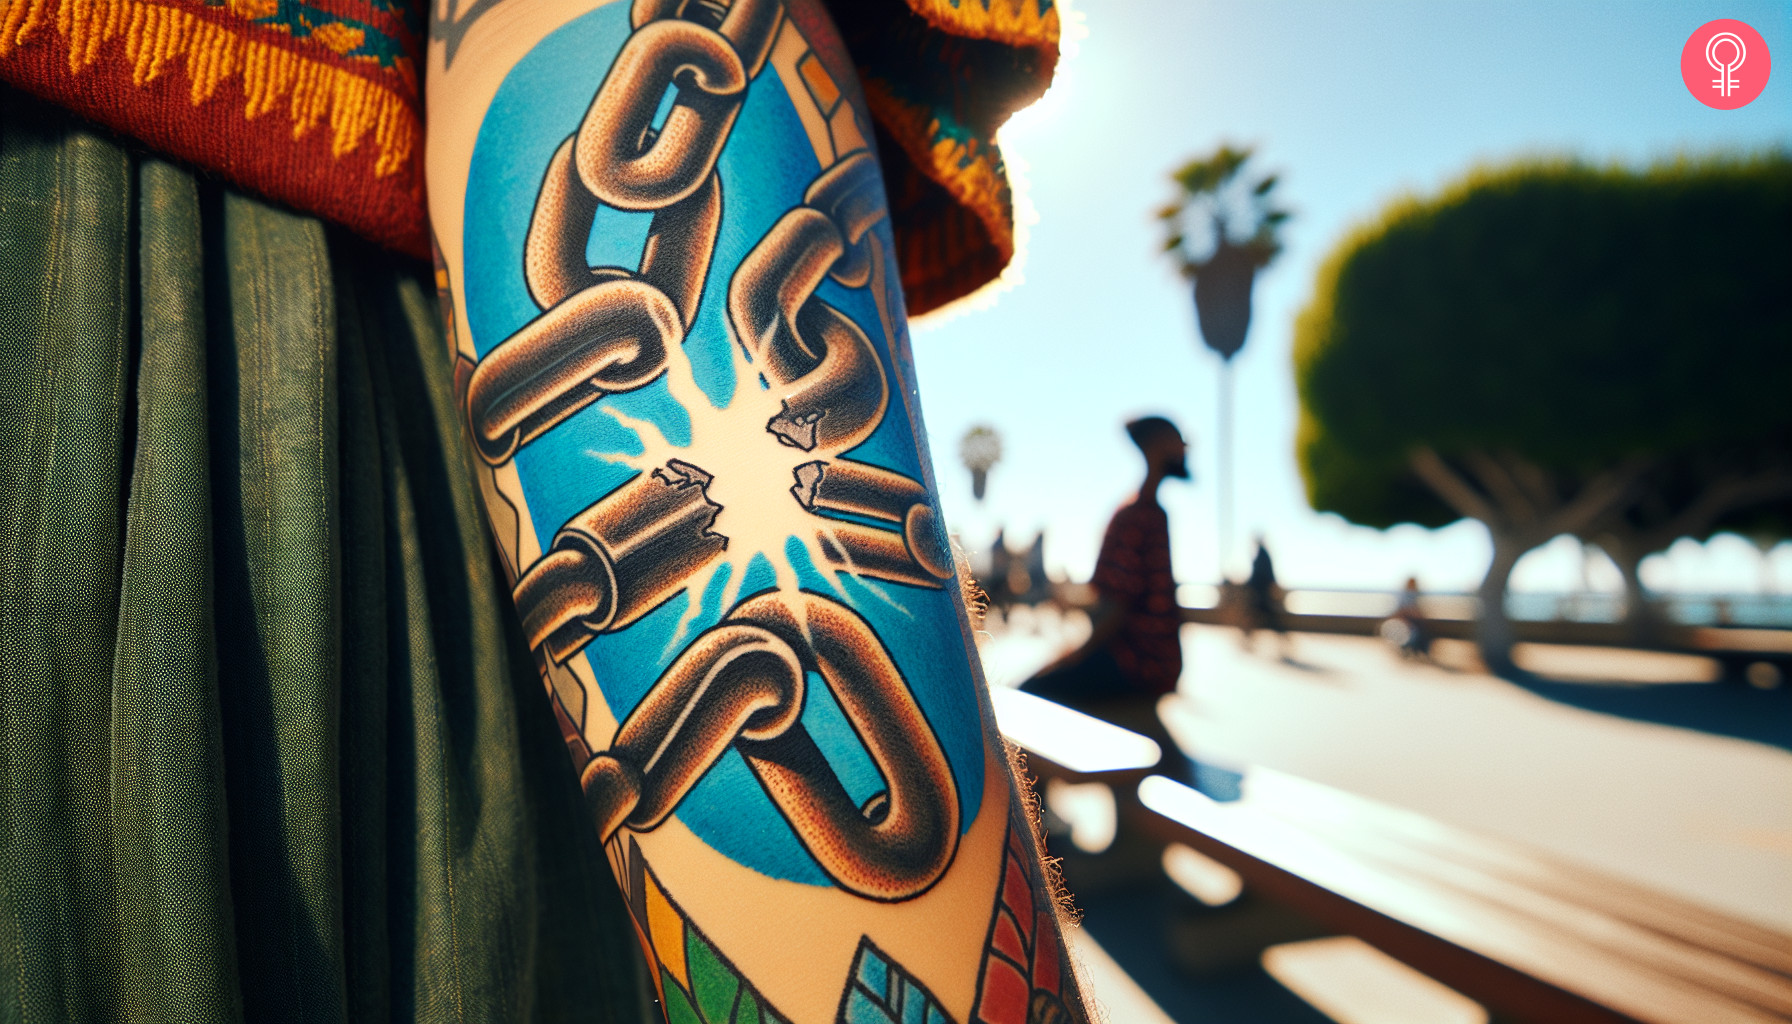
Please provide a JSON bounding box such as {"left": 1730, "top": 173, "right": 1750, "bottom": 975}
{"left": 1506, "top": 674, "right": 1792, "bottom": 752}
{"left": 1275, "top": 656, "right": 1333, "bottom": 674}
{"left": 1068, "top": 879, "right": 1334, "bottom": 1024}
{"left": 1276, "top": 654, "right": 1348, "bottom": 682}
{"left": 1044, "top": 823, "right": 1332, "bottom": 1024}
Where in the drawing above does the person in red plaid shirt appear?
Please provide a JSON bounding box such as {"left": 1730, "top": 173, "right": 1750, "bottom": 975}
{"left": 1023, "top": 416, "right": 1191, "bottom": 775}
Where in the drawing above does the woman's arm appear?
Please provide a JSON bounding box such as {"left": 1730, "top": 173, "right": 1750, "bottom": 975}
{"left": 426, "top": 2, "right": 1091, "bottom": 1021}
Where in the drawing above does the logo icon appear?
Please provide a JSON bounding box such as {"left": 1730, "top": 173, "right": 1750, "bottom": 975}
{"left": 1682, "top": 20, "right": 1770, "bottom": 109}
{"left": 1708, "top": 31, "right": 1746, "bottom": 97}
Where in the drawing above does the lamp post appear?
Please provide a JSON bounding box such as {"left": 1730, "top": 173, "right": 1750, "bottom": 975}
{"left": 959, "top": 424, "right": 1003, "bottom": 502}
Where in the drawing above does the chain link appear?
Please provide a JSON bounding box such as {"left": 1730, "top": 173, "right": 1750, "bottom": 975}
{"left": 729, "top": 152, "right": 894, "bottom": 454}
{"left": 466, "top": 0, "right": 780, "bottom": 465}
{"left": 465, "top": 0, "right": 963, "bottom": 900}
{"left": 513, "top": 459, "right": 728, "bottom": 663}
{"left": 581, "top": 591, "right": 959, "bottom": 900}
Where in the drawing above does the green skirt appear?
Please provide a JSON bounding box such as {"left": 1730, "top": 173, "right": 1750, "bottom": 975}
{"left": 0, "top": 91, "right": 648, "bottom": 1023}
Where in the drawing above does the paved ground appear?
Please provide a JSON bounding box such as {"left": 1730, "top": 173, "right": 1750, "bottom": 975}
{"left": 1167, "top": 625, "right": 1792, "bottom": 931}
{"left": 978, "top": 609, "right": 1792, "bottom": 1020}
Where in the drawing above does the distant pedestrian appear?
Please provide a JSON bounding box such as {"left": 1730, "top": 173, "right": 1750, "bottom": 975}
{"left": 1241, "top": 535, "right": 1288, "bottom": 652}
{"left": 1382, "top": 575, "right": 1432, "bottom": 660}
{"left": 1023, "top": 416, "right": 1191, "bottom": 779}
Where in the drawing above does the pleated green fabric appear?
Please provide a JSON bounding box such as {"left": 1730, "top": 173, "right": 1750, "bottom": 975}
{"left": 0, "top": 92, "right": 649, "bottom": 1023}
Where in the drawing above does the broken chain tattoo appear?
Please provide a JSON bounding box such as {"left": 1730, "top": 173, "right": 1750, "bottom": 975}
{"left": 459, "top": 0, "right": 967, "bottom": 902}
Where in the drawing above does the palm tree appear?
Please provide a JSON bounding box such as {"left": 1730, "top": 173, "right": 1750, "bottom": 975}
{"left": 1159, "top": 145, "right": 1289, "bottom": 576}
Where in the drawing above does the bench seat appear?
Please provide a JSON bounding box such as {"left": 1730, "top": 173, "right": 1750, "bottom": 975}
{"left": 1136, "top": 769, "right": 1792, "bottom": 1023}
{"left": 988, "top": 686, "right": 1163, "bottom": 785}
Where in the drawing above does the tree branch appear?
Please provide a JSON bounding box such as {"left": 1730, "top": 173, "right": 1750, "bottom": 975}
{"left": 1463, "top": 451, "right": 1539, "bottom": 524}
{"left": 1410, "top": 447, "right": 1502, "bottom": 526}
{"left": 1651, "top": 466, "right": 1792, "bottom": 547}
{"left": 1542, "top": 456, "right": 1656, "bottom": 539}
{"left": 1499, "top": 451, "right": 1559, "bottom": 515}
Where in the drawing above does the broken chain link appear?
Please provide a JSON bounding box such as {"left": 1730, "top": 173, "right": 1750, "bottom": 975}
{"left": 467, "top": 0, "right": 963, "bottom": 901}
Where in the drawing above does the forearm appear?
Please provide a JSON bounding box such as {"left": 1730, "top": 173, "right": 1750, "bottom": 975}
{"left": 425, "top": 3, "right": 1088, "bottom": 1021}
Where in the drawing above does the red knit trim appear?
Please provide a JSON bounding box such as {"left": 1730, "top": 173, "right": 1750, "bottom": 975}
{"left": 0, "top": 0, "right": 426, "bottom": 257}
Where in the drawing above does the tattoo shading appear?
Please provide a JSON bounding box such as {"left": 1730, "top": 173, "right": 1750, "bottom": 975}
{"left": 611, "top": 838, "right": 793, "bottom": 1024}
{"left": 582, "top": 588, "right": 960, "bottom": 900}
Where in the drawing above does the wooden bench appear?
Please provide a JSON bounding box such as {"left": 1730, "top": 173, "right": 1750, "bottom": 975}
{"left": 1685, "top": 627, "right": 1792, "bottom": 681}
{"left": 988, "top": 686, "right": 1164, "bottom": 786}
{"left": 1134, "top": 768, "right": 1792, "bottom": 1024}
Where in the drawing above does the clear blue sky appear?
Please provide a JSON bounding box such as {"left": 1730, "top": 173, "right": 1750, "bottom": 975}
{"left": 907, "top": 0, "right": 1791, "bottom": 595}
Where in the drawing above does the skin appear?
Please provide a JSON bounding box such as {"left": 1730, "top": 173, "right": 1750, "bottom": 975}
{"left": 426, "top": 2, "right": 1092, "bottom": 1021}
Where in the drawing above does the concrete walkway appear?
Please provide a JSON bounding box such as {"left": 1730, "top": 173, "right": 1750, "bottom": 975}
{"left": 1165, "top": 626, "right": 1792, "bottom": 933}
{"left": 980, "top": 609, "right": 1792, "bottom": 932}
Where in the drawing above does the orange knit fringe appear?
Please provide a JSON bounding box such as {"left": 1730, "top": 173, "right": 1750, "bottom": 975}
{"left": 902, "top": 0, "right": 1059, "bottom": 52}
{"left": 0, "top": 0, "right": 415, "bottom": 177}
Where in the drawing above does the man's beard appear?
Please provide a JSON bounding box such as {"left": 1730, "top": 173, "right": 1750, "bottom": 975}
{"left": 1164, "top": 455, "right": 1190, "bottom": 480}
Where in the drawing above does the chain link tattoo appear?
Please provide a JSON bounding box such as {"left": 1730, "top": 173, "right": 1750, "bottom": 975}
{"left": 461, "top": 0, "right": 961, "bottom": 901}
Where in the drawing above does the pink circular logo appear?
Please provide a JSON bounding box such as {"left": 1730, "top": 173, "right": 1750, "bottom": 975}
{"left": 1682, "top": 20, "right": 1770, "bottom": 109}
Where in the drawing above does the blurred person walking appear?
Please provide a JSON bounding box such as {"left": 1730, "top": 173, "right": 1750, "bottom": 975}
{"left": 1240, "top": 534, "right": 1290, "bottom": 654}
{"left": 1023, "top": 416, "right": 1191, "bottom": 778}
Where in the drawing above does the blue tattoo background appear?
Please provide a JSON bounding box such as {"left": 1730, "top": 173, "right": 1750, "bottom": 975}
{"left": 462, "top": 2, "right": 985, "bottom": 888}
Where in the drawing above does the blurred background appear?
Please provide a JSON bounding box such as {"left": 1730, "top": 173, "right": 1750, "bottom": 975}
{"left": 906, "top": 2, "right": 1792, "bottom": 1021}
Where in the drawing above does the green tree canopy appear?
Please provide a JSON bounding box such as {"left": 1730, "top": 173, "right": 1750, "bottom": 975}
{"left": 1294, "top": 153, "right": 1792, "bottom": 664}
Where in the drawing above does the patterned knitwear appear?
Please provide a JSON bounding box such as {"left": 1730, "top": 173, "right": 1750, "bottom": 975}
{"left": 0, "top": 0, "right": 1058, "bottom": 315}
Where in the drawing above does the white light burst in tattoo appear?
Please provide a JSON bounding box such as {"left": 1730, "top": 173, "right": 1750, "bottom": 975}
{"left": 597, "top": 332, "right": 908, "bottom": 655}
